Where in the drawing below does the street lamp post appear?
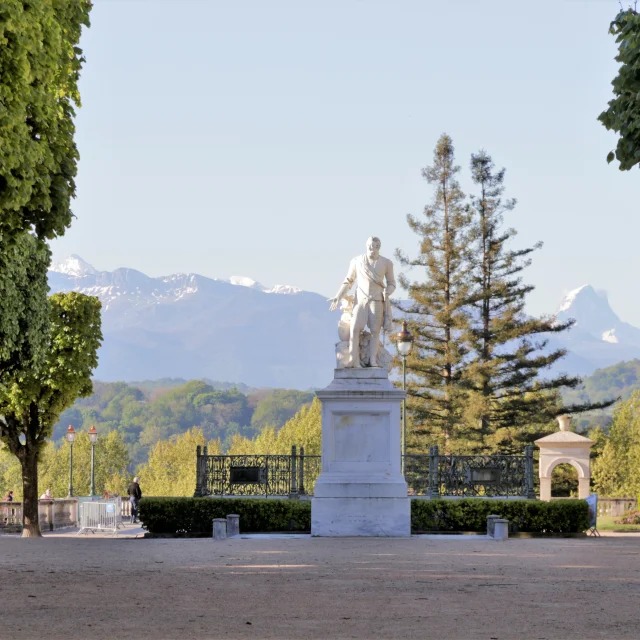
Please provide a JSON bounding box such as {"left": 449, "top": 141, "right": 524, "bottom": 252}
{"left": 66, "top": 425, "right": 76, "bottom": 497}
{"left": 88, "top": 425, "right": 98, "bottom": 497}
{"left": 395, "top": 321, "right": 413, "bottom": 474}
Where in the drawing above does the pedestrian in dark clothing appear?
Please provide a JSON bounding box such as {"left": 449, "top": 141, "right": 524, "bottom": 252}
{"left": 3, "top": 491, "right": 13, "bottom": 502}
{"left": 127, "top": 477, "right": 142, "bottom": 524}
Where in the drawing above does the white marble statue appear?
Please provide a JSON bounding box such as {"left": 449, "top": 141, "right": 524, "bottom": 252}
{"left": 328, "top": 237, "right": 396, "bottom": 368}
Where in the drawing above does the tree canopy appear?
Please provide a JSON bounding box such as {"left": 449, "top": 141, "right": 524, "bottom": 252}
{"left": 0, "top": 0, "right": 92, "bottom": 239}
{"left": 598, "top": 7, "right": 640, "bottom": 171}
{"left": 52, "top": 380, "right": 314, "bottom": 466}
{"left": 592, "top": 391, "right": 640, "bottom": 497}
{"left": 0, "top": 234, "right": 50, "bottom": 377}
{"left": 0, "top": 292, "right": 102, "bottom": 535}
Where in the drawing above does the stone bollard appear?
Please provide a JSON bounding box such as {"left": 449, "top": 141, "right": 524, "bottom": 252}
{"left": 213, "top": 518, "right": 227, "bottom": 540}
{"left": 493, "top": 519, "right": 509, "bottom": 541}
{"left": 227, "top": 514, "right": 240, "bottom": 538}
{"left": 486, "top": 514, "right": 501, "bottom": 537}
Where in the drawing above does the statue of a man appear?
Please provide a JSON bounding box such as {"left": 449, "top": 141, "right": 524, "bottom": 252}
{"left": 328, "top": 237, "right": 396, "bottom": 368}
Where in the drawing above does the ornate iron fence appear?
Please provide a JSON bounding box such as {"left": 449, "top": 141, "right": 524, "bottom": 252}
{"left": 405, "top": 445, "right": 536, "bottom": 498}
{"left": 194, "top": 446, "right": 321, "bottom": 497}
{"left": 194, "top": 445, "right": 535, "bottom": 499}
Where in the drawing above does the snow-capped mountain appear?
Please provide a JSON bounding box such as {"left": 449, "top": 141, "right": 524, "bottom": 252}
{"left": 48, "top": 256, "right": 337, "bottom": 388}
{"left": 552, "top": 285, "right": 640, "bottom": 374}
{"left": 48, "top": 255, "right": 640, "bottom": 386}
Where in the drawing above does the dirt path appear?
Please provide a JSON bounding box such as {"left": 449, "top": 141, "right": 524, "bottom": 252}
{"left": 0, "top": 534, "right": 638, "bottom": 639}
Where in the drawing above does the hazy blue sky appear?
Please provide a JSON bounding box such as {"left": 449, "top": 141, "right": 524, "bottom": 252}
{"left": 51, "top": 0, "right": 640, "bottom": 323}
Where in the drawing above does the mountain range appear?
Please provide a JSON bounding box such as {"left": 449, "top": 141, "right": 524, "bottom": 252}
{"left": 48, "top": 256, "right": 640, "bottom": 388}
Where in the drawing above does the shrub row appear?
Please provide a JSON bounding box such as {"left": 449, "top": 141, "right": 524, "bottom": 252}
{"left": 412, "top": 498, "right": 590, "bottom": 534}
{"left": 139, "top": 497, "right": 311, "bottom": 536}
{"left": 139, "top": 497, "right": 590, "bottom": 536}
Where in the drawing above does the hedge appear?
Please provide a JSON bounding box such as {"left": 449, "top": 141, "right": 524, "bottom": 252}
{"left": 139, "top": 497, "right": 311, "bottom": 536}
{"left": 412, "top": 499, "right": 589, "bottom": 534}
{"left": 139, "top": 497, "right": 589, "bottom": 536}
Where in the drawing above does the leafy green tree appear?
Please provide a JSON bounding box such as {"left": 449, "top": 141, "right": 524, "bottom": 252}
{"left": 0, "top": 443, "right": 22, "bottom": 499}
{"left": 593, "top": 391, "right": 640, "bottom": 497}
{"left": 598, "top": 7, "right": 640, "bottom": 171}
{"left": 272, "top": 398, "right": 321, "bottom": 455}
{"left": 37, "top": 431, "right": 130, "bottom": 499}
{"left": 0, "top": 235, "right": 51, "bottom": 377}
{"left": 395, "top": 134, "right": 474, "bottom": 451}
{"left": 0, "top": 293, "right": 102, "bottom": 536}
{"left": 0, "top": 0, "right": 92, "bottom": 239}
{"left": 1, "top": 430, "right": 130, "bottom": 501}
{"left": 138, "top": 428, "right": 221, "bottom": 497}
{"left": 227, "top": 398, "right": 322, "bottom": 455}
{"left": 249, "top": 389, "right": 314, "bottom": 431}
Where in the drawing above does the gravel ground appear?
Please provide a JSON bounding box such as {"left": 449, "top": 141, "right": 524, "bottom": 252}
{"left": 0, "top": 532, "right": 638, "bottom": 640}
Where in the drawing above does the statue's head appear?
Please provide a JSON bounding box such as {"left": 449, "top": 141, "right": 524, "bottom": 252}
{"left": 366, "top": 236, "right": 381, "bottom": 259}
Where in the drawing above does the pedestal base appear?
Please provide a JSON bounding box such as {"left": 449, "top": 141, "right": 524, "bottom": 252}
{"left": 312, "top": 497, "right": 410, "bottom": 537}
{"left": 311, "top": 367, "right": 410, "bottom": 537}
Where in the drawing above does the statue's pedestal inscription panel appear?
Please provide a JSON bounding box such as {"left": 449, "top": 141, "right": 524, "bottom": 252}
{"left": 311, "top": 368, "right": 410, "bottom": 536}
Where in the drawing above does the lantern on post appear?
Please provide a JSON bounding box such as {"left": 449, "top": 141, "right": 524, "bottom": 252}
{"left": 88, "top": 426, "right": 98, "bottom": 497}
{"left": 395, "top": 321, "right": 413, "bottom": 472}
{"left": 66, "top": 426, "right": 76, "bottom": 497}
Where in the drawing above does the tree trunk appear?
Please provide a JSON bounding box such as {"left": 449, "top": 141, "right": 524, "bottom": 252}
{"left": 20, "top": 445, "right": 41, "bottom": 538}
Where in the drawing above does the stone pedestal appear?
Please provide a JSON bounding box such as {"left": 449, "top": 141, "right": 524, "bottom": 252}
{"left": 311, "top": 368, "right": 410, "bottom": 536}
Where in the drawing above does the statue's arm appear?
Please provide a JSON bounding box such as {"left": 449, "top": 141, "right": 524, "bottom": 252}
{"left": 385, "top": 259, "right": 396, "bottom": 297}
{"left": 328, "top": 259, "right": 356, "bottom": 311}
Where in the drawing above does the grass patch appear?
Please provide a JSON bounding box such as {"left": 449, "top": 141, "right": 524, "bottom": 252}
{"left": 596, "top": 514, "right": 640, "bottom": 532}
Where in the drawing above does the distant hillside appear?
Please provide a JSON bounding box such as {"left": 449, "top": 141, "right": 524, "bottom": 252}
{"left": 563, "top": 359, "right": 640, "bottom": 431}
{"left": 127, "top": 378, "right": 256, "bottom": 396}
{"left": 54, "top": 380, "right": 314, "bottom": 466}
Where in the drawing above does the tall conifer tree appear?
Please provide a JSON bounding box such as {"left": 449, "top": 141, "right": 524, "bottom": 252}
{"left": 465, "top": 151, "right": 614, "bottom": 449}
{"left": 395, "top": 134, "right": 474, "bottom": 452}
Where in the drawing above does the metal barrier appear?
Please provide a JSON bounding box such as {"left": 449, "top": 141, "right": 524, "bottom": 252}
{"left": 78, "top": 498, "right": 122, "bottom": 535}
{"left": 194, "top": 445, "right": 535, "bottom": 498}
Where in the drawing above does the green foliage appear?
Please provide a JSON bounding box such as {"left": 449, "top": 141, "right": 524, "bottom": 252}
{"left": 0, "top": 0, "right": 92, "bottom": 239}
{"left": 0, "top": 292, "right": 102, "bottom": 534}
{"left": 138, "top": 428, "right": 221, "bottom": 497}
{"left": 139, "top": 497, "right": 589, "bottom": 536}
{"left": 549, "top": 463, "right": 579, "bottom": 498}
{"left": 0, "top": 430, "right": 130, "bottom": 500}
{"left": 0, "top": 292, "right": 103, "bottom": 447}
{"left": 411, "top": 498, "right": 589, "bottom": 534}
{"left": 395, "top": 134, "right": 474, "bottom": 449}
{"left": 592, "top": 391, "right": 640, "bottom": 497}
{"left": 563, "top": 359, "right": 640, "bottom": 432}
{"left": 228, "top": 397, "right": 321, "bottom": 456}
{"left": 0, "top": 234, "right": 50, "bottom": 376}
{"left": 396, "top": 138, "right": 614, "bottom": 454}
{"left": 249, "top": 389, "right": 314, "bottom": 431}
{"left": 598, "top": 8, "right": 640, "bottom": 171}
{"left": 40, "top": 430, "right": 129, "bottom": 498}
{"left": 53, "top": 380, "right": 313, "bottom": 467}
{"left": 464, "top": 151, "right": 596, "bottom": 443}
{"left": 139, "top": 497, "right": 312, "bottom": 536}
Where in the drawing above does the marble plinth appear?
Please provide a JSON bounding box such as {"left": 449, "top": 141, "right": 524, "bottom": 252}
{"left": 311, "top": 368, "right": 410, "bottom": 537}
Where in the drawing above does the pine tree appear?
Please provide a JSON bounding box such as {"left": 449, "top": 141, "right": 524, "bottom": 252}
{"left": 395, "top": 134, "right": 475, "bottom": 452}
{"left": 465, "top": 150, "right": 614, "bottom": 450}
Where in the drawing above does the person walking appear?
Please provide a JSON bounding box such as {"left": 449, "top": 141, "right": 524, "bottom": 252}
{"left": 127, "top": 476, "right": 142, "bottom": 524}
{"left": 2, "top": 491, "right": 13, "bottom": 502}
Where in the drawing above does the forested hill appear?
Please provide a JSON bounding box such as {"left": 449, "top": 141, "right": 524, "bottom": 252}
{"left": 563, "top": 359, "right": 640, "bottom": 431}
{"left": 53, "top": 380, "right": 313, "bottom": 466}
{"left": 564, "top": 359, "right": 640, "bottom": 404}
